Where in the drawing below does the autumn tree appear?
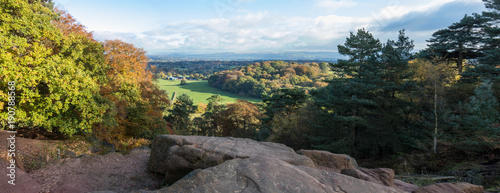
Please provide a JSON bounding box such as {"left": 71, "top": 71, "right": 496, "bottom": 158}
{"left": 0, "top": 0, "right": 107, "bottom": 135}
{"left": 410, "top": 59, "right": 457, "bottom": 153}
{"left": 217, "top": 100, "right": 261, "bottom": 138}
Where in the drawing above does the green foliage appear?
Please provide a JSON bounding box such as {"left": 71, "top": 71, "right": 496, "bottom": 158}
{"left": 451, "top": 80, "right": 500, "bottom": 152}
{"left": 208, "top": 61, "right": 332, "bottom": 98}
{"left": 425, "top": 14, "right": 486, "bottom": 73}
{"left": 472, "top": 0, "right": 500, "bottom": 83}
{"left": 199, "top": 95, "right": 226, "bottom": 136}
{"left": 180, "top": 79, "right": 187, "bottom": 85}
{"left": 311, "top": 29, "right": 416, "bottom": 158}
{"left": 165, "top": 93, "right": 196, "bottom": 134}
{"left": 266, "top": 104, "right": 315, "bottom": 150}
{"left": 0, "top": 0, "right": 107, "bottom": 135}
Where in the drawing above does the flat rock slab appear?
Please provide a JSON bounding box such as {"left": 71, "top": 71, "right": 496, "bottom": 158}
{"left": 148, "top": 135, "right": 315, "bottom": 184}
{"left": 341, "top": 167, "right": 395, "bottom": 187}
{"left": 0, "top": 159, "right": 41, "bottom": 193}
{"left": 154, "top": 157, "right": 404, "bottom": 193}
{"left": 28, "top": 148, "right": 162, "bottom": 193}
{"left": 412, "top": 182, "right": 484, "bottom": 193}
{"left": 297, "top": 149, "right": 358, "bottom": 173}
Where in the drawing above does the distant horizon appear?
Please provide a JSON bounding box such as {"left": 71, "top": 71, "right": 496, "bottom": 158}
{"left": 146, "top": 51, "right": 345, "bottom": 61}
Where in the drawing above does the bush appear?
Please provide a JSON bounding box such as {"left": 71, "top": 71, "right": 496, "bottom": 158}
{"left": 180, "top": 79, "right": 188, "bottom": 85}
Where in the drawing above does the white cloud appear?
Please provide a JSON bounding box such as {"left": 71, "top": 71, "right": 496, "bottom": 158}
{"left": 91, "top": 0, "right": 484, "bottom": 54}
{"left": 314, "top": 0, "right": 357, "bottom": 11}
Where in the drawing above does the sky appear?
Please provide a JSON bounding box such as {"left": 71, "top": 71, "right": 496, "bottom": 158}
{"left": 53, "top": 0, "right": 487, "bottom": 55}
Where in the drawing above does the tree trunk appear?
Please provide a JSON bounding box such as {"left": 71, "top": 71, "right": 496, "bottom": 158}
{"left": 433, "top": 83, "right": 438, "bottom": 154}
{"left": 351, "top": 111, "right": 357, "bottom": 157}
{"left": 457, "top": 51, "right": 464, "bottom": 73}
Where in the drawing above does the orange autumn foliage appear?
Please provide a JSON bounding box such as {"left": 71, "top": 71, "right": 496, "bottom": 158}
{"left": 53, "top": 8, "right": 94, "bottom": 39}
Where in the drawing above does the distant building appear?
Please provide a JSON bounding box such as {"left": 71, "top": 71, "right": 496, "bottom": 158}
{"left": 167, "top": 76, "right": 177, "bottom": 80}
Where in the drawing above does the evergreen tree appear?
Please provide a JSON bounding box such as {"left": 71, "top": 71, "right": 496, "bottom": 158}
{"left": 453, "top": 80, "right": 500, "bottom": 152}
{"left": 471, "top": 0, "right": 500, "bottom": 82}
{"left": 200, "top": 95, "right": 225, "bottom": 136}
{"left": 312, "top": 29, "right": 415, "bottom": 157}
{"left": 426, "top": 14, "right": 486, "bottom": 73}
{"left": 165, "top": 93, "right": 195, "bottom": 134}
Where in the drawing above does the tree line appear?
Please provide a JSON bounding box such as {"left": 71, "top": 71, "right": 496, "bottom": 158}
{"left": 208, "top": 61, "right": 332, "bottom": 98}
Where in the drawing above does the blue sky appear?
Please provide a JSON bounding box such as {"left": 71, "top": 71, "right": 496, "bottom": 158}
{"left": 53, "top": 0, "right": 486, "bottom": 55}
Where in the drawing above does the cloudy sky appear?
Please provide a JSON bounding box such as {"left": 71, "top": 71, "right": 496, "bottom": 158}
{"left": 53, "top": 0, "right": 486, "bottom": 55}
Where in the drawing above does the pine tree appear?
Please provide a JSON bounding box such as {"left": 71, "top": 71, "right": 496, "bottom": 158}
{"left": 312, "top": 29, "right": 415, "bottom": 157}
{"left": 165, "top": 93, "right": 195, "bottom": 134}
{"left": 426, "top": 14, "right": 486, "bottom": 74}
{"left": 472, "top": 0, "right": 500, "bottom": 82}
{"left": 455, "top": 80, "right": 500, "bottom": 152}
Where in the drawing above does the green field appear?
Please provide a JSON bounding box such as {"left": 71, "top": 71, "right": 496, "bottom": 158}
{"left": 156, "top": 79, "right": 262, "bottom": 104}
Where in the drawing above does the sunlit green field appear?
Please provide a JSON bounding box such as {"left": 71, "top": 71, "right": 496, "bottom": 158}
{"left": 156, "top": 79, "right": 262, "bottom": 104}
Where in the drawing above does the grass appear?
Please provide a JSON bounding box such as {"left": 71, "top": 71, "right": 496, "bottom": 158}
{"left": 156, "top": 79, "right": 261, "bottom": 104}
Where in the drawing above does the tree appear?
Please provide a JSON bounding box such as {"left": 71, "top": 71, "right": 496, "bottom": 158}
{"left": 470, "top": 0, "right": 500, "bottom": 82}
{"left": 165, "top": 93, "right": 195, "bottom": 134}
{"left": 260, "top": 88, "right": 309, "bottom": 141}
{"left": 312, "top": 29, "right": 415, "bottom": 157}
{"left": 0, "top": 0, "right": 107, "bottom": 135}
{"left": 200, "top": 95, "right": 225, "bottom": 136}
{"left": 426, "top": 14, "right": 487, "bottom": 73}
{"left": 410, "top": 59, "right": 457, "bottom": 153}
{"left": 452, "top": 80, "right": 500, "bottom": 153}
{"left": 217, "top": 100, "right": 261, "bottom": 138}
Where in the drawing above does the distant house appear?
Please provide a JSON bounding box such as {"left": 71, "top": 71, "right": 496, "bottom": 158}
{"left": 167, "top": 76, "right": 177, "bottom": 80}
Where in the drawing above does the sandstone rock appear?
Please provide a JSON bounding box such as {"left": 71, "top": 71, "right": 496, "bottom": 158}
{"left": 341, "top": 167, "right": 395, "bottom": 187}
{"left": 394, "top": 179, "right": 419, "bottom": 192}
{"left": 412, "top": 182, "right": 484, "bottom": 193}
{"left": 297, "top": 149, "right": 358, "bottom": 172}
{"left": 155, "top": 157, "right": 404, "bottom": 193}
{"left": 0, "top": 158, "right": 41, "bottom": 193}
{"left": 148, "top": 135, "right": 315, "bottom": 184}
{"left": 28, "top": 147, "right": 162, "bottom": 193}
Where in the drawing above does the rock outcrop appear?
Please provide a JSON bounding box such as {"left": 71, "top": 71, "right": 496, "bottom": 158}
{"left": 297, "top": 149, "right": 358, "bottom": 172}
{"left": 154, "top": 157, "right": 403, "bottom": 193}
{"left": 148, "top": 135, "right": 315, "bottom": 184}
{"left": 28, "top": 148, "right": 162, "bottom": 193}
{"left": 412, "top": 182, "right": 484, "bottom": 193}
{"left": 0, "top": 159, "right": 41, "bottom": 193}
{"left": 341, "top": 167, "right": 395, "bottom": 187}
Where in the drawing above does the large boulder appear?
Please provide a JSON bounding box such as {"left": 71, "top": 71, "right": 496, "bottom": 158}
{"left": 341, "top": 167, "right": 395, "bottom": 187}
{"left": 412, "top": 182, "right": 484, "bottom": 193}
{"left": 297, "top": 149, "right": 358, "bottom": 172}
{"left": 155, "top": 157, "right": 404, "bottom": 193}
{"left": 148, "top": 135, "right": 315, "bottom": 184}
